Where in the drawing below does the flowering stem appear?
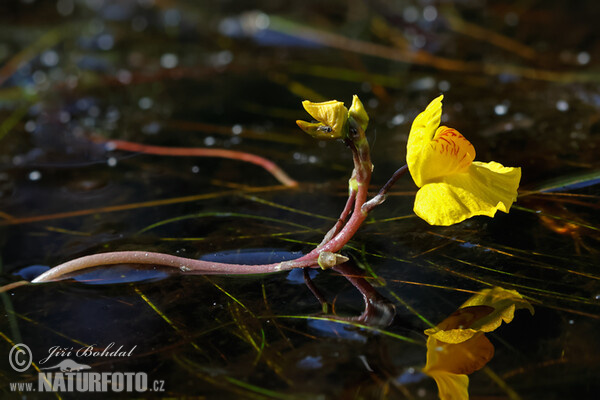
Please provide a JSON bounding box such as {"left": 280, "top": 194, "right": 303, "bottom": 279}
{"left": 361, "top": 164, "right": 408, "bottom": 214}
{"left": 20, "top": 118, "right": 410, "bottom": 285}
{"left": 31, "top": 251, "right": 319, "bottom": 283}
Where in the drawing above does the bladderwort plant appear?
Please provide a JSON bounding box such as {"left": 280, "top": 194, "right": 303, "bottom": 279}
{"left": 4, "top": 95, "right": 521, "bottom": 287}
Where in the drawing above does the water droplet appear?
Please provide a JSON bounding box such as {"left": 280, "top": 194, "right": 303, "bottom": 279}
{"left": 28, "top": 171, "right": 42, "bottom": 181}
{"left": 179, "top": 265, "right": 191, "bottom": 272}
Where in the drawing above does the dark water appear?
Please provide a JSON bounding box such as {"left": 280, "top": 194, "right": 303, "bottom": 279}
{"left": 1, "top": 1, "right": 599, "bottom": 398}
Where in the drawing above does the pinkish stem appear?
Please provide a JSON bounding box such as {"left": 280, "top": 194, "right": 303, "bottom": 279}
{"left": 104, "top": 139, "right": 298, "bottom": 187}
{"left": 32, "top": 251, "right": 320, "bottom": 283}
{"left": 23, "top": 119, "right": 396, "bottom": 285}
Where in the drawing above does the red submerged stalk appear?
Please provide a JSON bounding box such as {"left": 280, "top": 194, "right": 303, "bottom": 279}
{"left": 103, "top": 138, "right": 298, "bottom": 187}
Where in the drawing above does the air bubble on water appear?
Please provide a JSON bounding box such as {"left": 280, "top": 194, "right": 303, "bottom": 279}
{"left": 32, "top": 70, "right": 47, "bottom": 84}
{"left": 29, "top": 170, "right": 42, "bottom": 181}
{"left": 232, "top": 124, "right": 242, "bottom": 135}
{"left": 556, "top": 100, "right": 569, "bottom": 112}
{"left": 577, "top": 52, "right": 590, "bottom": 65}
{"left": 107, "top": 157, "right": 118, "bottom": 167}
{"left": 97, "top": 34, "right": 114, "bottom": 51}
{"left": 160, "top": 53, "right": 178, "bottom": 69}
{"left": 138, "top": 97, "right": 153, "bottom": 109}
{"left": 164, "top": 9, "right": 181, "bottom": 27}
{"left": 403, "top": 6, "right": 419, "bottom": 23}
{"left": 59, "top": 111, "right": 71, "bottom": 123}
{"left": 390, "top": 114, "right": 405, "bottom": 126}
{"left": 131, "top": 16, "right": 148, "bottom": 32}
{"left": 494, "top": 104, "right": 508, "bottom": 115}
{"left": 423, "top": 6, "right": 437, "bottom": 22}
{"left": 116, "top": 69, "right": 132, "bottom": 84}
{"left": 142, "top": 121, "right": 160, "bottom": 135}
{"left": 438, "top": 80, "right": 450, "bottom": 91}
{"left": 24, "top": 121, "right": 36, "bottom": 133}
{"left": 254, "top": 12, "right": 270, "bottom": 30}
{"left": 88, "top": 105, "right": 101, "bottom": 117}
{"left": 204, "top": 136, "right": 216, "bottom": 146}
{"left": 191, "top": 166, "right": 200, "bottom": 173}
{"left": 41, "top": 50, "right": 59, "bottom": 67}
{"left": 505, "top": 12, "right": 519, "bottom": 26}
{"left": 210, "top": 50, "right": 233, "bottom": 67}
{"left": 57, "top": 0, "right": 75, "bottom": 16}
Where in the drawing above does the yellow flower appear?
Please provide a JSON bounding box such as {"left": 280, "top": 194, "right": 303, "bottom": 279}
{"left": 407, "top": 95, "right": 521, "bottom": 226}
{"left": 296, "top": 100, "right": 349, "bottom": 140}
{"left": 423, "top": 287, "right": 534, "bottom": 400}
{"left": 296, "top": 95, "right": 368, "bottom": 140}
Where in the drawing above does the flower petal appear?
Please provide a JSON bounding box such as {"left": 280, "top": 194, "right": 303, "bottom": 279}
{"left": 425, "top": 371, "right": 469, "bottom": 400}
{"left": 407, "top": 95, "right": 443, "bottom": 187}
{"left": 413, "top": 161, "right": 521, "bottom": 225}
{"left": 349, "top": 95, "right": 369, "bottom": 131}
{"left": 296, "top": 120, "right": 339, "bottom": 140}
{"left": 425, "top": 305, "right": 494, "bottom": 343}
{"left": 301, "top": 100, "right": 348, "bottom": 137}
{"left": 424, "top": 333, "right": 495, "bottom": 376}
{"left": 459, "top": 287, "right": 535, "bottom": 333}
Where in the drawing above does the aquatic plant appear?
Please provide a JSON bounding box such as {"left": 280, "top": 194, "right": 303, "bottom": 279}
{"left": 7, "top": 95, "right": 520, "bottom": 283}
